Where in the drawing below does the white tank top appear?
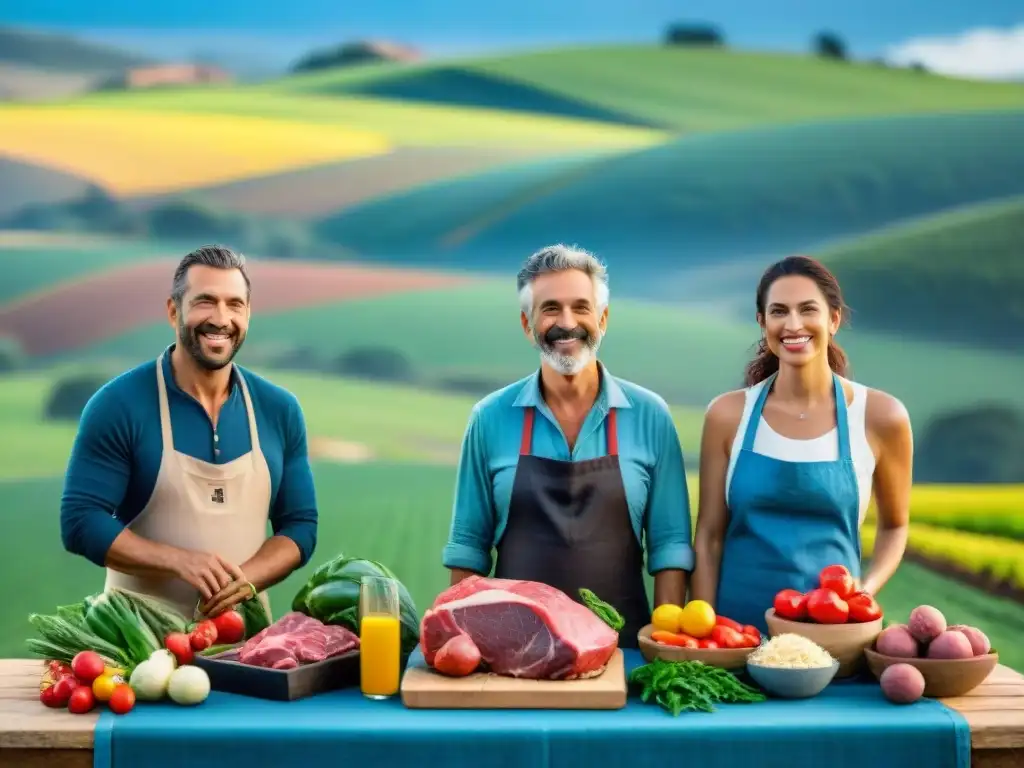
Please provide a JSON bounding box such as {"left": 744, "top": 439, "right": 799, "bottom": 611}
{"left": 725, "top": 378, "right": 876, "bottom": 521}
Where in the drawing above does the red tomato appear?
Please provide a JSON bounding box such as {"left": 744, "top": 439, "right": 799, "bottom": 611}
{"left": 742, "top": 625, "right": 762, "bottom": 643}
{"left": 211, "top": 610, "right": 245, "bottom": 645}
{"left": 71, "top": 651, "right": 105, "bottom": 684}
{"left": 697, "top": 638, "right": 719, "bottom": 649}
{"left": 847, "top": 591, "right": 883, "bottom": 622}
{"left": 40, "top": 684, "right": 63, "bottom": 708}
{"left": 806, "top": 588, "right": 850, "bottom": 624}
{"left": 190, "top": 620, "right": 218, "bottom": 651}
{"left": 108, "top": 684, "right": 136, "bottom": 715}
{"left": 165, "top": 632, "right": 195, "bottom": 665}
{"left": 67, "top": 685, "right": 95, "bottom": 714}
{"left": 714, "top": 626, "right": 747, "bottom": 649}
{"left": 741, "top": 632, "right": 761, "bottom": 648}
{"left": 715, "top": 616, "right": 744, "bottom": 632}
{"left": 49, "top": 676, "right": 79, "bottom": 707}
{"left": 773, "top": 589, "right": 808, "bottom": 620}
{"left": 819, "top": 564, "right": 855, "bottom": 600}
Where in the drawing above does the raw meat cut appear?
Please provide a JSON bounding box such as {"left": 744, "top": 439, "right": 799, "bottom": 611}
{"left": 234, "top": 611, "right": 359, "bottom": 670}
{"left": 419, "top": 576, "right": 618, "bottom": 680}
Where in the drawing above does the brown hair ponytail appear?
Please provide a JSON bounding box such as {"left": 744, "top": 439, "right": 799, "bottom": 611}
{"left": 744, "top": 256, "right": 851, "bottom": 387}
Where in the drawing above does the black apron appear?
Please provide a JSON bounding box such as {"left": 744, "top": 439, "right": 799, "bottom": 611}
{"left": 494, "top": 405, "right": 650, "bottom": 648}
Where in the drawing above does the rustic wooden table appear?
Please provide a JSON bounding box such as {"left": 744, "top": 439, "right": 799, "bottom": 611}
{"left": 2, "top": 658, "right": 1022, "bottom": 767}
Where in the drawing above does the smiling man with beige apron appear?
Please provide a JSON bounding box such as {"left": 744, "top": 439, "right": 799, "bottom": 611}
{"left": 441, "top": 245, "right": 694, "bottom": 646}
{"left": 60, "top": 247, "right": 318, "bottom": 622}
{"left": 104, "top": 352, "right": 274, "bottom": 619}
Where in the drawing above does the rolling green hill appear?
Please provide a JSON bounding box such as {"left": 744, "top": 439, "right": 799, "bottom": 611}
{"left": 817, "top": 195, "right": 1024, "bottom": 349}
{"left": 66, "top": 87, "right": 665, "bottom": 149}
{"left": 48, "top": 282, "right": 1024, "bottom": 426}
{"left": 0, "top": 236, "right": 169, "bottom": 305}
{"left": 314, "top": 110, "right": 1024, "bottom": 300}
{"left": 273, "top": 45, "right": 1024, "bottom": 132}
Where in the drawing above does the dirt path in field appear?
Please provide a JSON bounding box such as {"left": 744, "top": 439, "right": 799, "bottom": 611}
{"left": 0, "top": 258, "right": 475, "bottom": 356}
{"left": 307, "top": 436, "right": 374, "bottom": 464}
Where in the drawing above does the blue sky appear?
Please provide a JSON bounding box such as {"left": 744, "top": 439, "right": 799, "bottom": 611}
{"left": 5, "top": 0, "right": 1023, "bottom": 77}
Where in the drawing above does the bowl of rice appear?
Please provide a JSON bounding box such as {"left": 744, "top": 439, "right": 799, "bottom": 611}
{"left": 746, "top": 634, "right": 840, "bottom": 699}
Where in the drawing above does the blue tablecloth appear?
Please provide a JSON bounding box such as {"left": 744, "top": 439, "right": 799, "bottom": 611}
{"left": 95, "top": 650, "right": 970, "bottom": 768}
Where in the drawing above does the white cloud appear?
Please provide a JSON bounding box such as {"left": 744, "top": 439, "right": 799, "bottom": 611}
{"left": 886, "top": 25, "right": 1024, "bottom": 81}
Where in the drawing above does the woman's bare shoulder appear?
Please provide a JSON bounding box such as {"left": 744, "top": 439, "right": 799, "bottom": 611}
{"left": 704, "top": 389, "right": 748, "bottom": 433}
{"left": 862, "top": 386, "right": 912, "bottom": 438}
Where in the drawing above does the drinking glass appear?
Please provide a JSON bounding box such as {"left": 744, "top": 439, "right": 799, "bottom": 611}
{"left": 359, "top": 575, "right": 402, "bottom": 699}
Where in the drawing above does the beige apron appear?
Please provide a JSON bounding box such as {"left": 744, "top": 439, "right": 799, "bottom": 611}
{"left": 105, "top": 351, "right": 273, "bottom": 621}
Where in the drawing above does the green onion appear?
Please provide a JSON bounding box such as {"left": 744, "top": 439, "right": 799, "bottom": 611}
{"left": 579, "top": 588, "right": 625, "bottom": 631}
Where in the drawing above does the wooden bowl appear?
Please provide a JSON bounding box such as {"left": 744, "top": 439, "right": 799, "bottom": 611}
{"left": 637, "top": 624, "right": 755, "bottom": 670}
{"left": 864, "top": 647, "right": 999, "bottom": 698}
{"left": 764, "top": 609, "right": 883, "bottom": 678}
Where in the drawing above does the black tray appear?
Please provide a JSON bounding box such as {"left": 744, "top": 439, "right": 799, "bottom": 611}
{"left": 193, "top": 647, "right": 361, "bottom": 701}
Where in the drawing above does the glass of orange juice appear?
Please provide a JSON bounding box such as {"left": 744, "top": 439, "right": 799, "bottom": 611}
{"left": 359, "top": 575, "right": 401, "bottom": 699}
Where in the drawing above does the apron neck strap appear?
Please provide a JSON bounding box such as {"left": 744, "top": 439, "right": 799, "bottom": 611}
{"left": 741, "top": 371, "right": 853, "bottom": 461}
{"left": 832, "top": 373, "right": 852, "bottom": 462}
{"left": 519, "top": 407, "right": 618, "bottom": 457}
{"left": 741, "top": 373, "right": 775, "bottom": 453}
{"left": 155, "top": 352, "right": 175, "bottom": 451}
{"left": 234, "top": 370, "right": 262, "bottom": 455}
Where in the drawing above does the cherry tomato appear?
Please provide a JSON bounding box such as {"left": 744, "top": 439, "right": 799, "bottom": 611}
{"left": 211, "top": 610, "right": 245, "bottom": 645}
{"left": 819, "top": 564, "right": 855, "bottom": 600}
{"left": 773, "top": 589, "right": 808, "bottom": 620}
{"left": 108, "top": 684, "right": 136, "bottom": 715}
{"left": 71, "top": 651, "right": 105, "bottom": 684}
{"left": 697, "top": 638, "right": 719, "bottom": 649}
{"left": 847, "top": 591, "right": 883, "bottom": 622}
{"left": 806, "top": 587, "right": 850, "bottom": 624}
{"left": 715, "top": 616, "right": 744, "bottom": 632}
{"left": 68, "top": 685, "right": 95, "bottom": 714}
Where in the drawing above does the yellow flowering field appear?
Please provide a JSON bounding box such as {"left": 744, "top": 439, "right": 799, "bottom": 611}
{"left": 865, "top": 484, "right": 1024, "bottom": 539}
{"left": 0, "top": 105, "right": 391, "bottom": 195}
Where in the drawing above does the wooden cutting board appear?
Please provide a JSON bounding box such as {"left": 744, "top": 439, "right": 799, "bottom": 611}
{"left": 400, "top": 649, "right": 627, "bottom": 709}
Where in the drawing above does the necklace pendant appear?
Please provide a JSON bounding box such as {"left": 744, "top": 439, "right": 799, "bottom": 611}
{"left": 798, "top": 412, "right": 806, "bottom": 420}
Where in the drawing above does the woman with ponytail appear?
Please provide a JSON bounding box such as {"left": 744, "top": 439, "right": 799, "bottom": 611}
{"left": 689, "top": 256, "right": 913, "bottom": 633}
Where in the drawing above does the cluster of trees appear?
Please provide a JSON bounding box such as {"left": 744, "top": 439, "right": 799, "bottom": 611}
{"left": 1, "top": 187, "right": 319, "bottom": 259}
{"left": 662, "top": 22, "right": 926, "bottom": 68}
{"left": 664, "top": 22, "right": 849, "bottom": 60}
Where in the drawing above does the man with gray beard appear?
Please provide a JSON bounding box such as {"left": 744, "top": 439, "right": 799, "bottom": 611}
{"left": 442, "top": 245, "right": 693, "bottom": 647}
{"left": 60, "top": 246, "right": 317, "bottom": 621}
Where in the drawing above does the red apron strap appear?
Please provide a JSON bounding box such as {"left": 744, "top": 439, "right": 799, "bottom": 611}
{"left": 520, "top": 407, "right": 535, "bottom": 456}
{"left": 607, "top": 408, "right": 619, "bottom": 456}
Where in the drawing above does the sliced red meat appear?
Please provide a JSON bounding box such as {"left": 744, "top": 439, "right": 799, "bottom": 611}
{"left": 237, "top": 612, "right": 360, "bottom": 670}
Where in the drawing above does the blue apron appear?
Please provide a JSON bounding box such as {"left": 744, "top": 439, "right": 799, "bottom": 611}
{"left": 716, "top": 372, "right": 862, "bottom": 635}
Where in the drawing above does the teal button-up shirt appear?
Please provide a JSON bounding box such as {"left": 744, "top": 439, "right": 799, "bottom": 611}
{"left": 442, "top": 365, "right": 694, "bottom": 577}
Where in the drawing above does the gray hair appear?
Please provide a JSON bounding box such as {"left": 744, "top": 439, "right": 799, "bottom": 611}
{"left": 516, "top": 244, "right": 610, "bottom": 316}
{"left": 171, "top": 245, "right": 251, "bottom": 307}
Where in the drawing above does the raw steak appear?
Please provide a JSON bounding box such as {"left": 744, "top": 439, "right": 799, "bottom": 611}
{"left": 419, "top": 576, "right": 618, "bottom": 680}
{"left": 237, "top": 611, "right": 359, "bottom": 670}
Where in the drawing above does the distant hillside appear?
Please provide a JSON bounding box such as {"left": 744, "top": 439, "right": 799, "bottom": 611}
{"left": 275, "top": 45, "right": 1024, "bottom": 132}
{"left": 0, "top": 158, "right": 97, "bottom": 216}
{"left": 0, "top": 26, "right": 149, "bottom": 72}
{"left": 313, "top": 110, "right": 1024, "bottom": 300}
{"left": 818, "top": 195, "right": 1024, "bottom": 350}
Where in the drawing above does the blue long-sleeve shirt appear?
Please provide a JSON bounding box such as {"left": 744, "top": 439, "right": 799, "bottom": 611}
{"left": 60, "top": 347, "right": 318, "bottom": 568}
{"left": 442, "top": 364, "right": 694, "bottom": 577}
